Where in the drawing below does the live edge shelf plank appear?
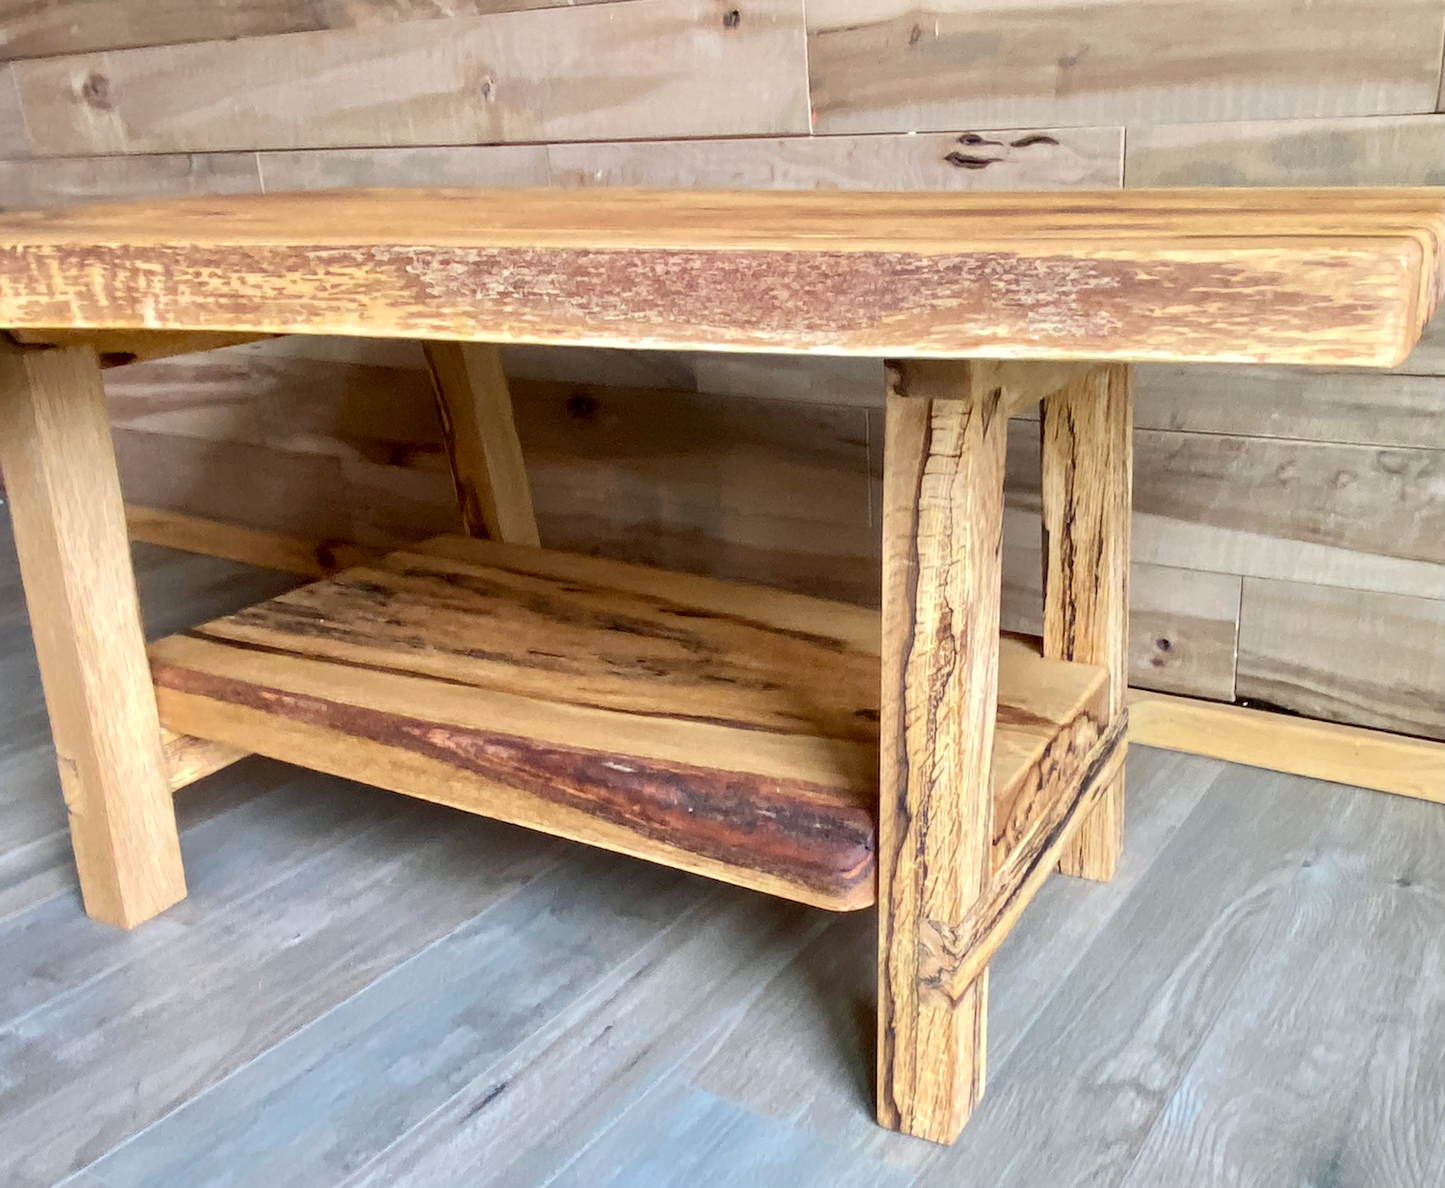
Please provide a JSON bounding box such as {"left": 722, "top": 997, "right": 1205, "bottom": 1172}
{"left": 146, "top": 536, "right": 1111, "bottom": 912}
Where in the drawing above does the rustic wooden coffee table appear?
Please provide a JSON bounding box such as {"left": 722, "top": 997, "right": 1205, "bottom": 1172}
{"left": 1, "top": 188, "right": 1439, "bottom": 1144}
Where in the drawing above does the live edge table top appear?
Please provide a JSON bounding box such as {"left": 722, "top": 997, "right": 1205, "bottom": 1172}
{"left": 0, "top": 187, "right": 1441, "bottom": 367}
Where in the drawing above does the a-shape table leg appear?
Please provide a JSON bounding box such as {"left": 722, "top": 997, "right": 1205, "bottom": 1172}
{"left": 1042, "top": 363, "right": 1133, "bottom": 881}
{"left": 0, "top": 342, "right": 185, "bottom": 927}
{"left": 877, "top": 360, "right": 1008, "bottom": 1144}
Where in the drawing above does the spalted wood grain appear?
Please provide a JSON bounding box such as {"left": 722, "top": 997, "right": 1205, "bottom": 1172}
{"left": 1236, "top": 578, "right": 1445, "bottom": 738}
{"left": 1043, "top": 364, "right": 1132, "bottom": 882}
{"left": 876, "top": 360, "right": 1006, "bottom": 1143}
{"left": 0, "top": 188, "right": 1439, "bottom": 365}
{"left": 0, "top": 343, "right": 185, "bottom": 927}
{"left": 808, "top": 0, "right": 1445, "bottom": 133}
{"left": 1126, "top": 113, "right": 1445, "bottom": 188}
{"left": 10, "top": 0, "right": 810, "bottom": 156}
{"left": 148, "top": 536, "right": 1107, "bottom": 916}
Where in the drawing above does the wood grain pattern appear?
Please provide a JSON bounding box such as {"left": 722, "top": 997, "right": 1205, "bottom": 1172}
{"left": 0, "top": 65, "right": 28, "bottom": 159}
{"left": 0, "top": 188, "right": 1438, "bottom": 366}
{"left": 1133, "top": 361, "right": 1445, "bottom": 448}
{"left": 422, "top": 341, "right": 538, "bottom": 545}
{"left": 9, "top": 0, "right": 811, "bottom": 156}
{"left": 148, "top": 535, "right": 1108, "bottom": 914}
{"left": 1043, "top": 364, "right": 1132, "bottom": 882}
{"left": 1130, "top": 690, "right": 1445, "bottom": 802}
{"left": 0, "top": 153, "right": 262, "bottom": 208}
{"left": 125, "top": 504, "right": 378, "bottom": 577}
{"left": 1126, "top": 113, "right": 1445, "bottom": 188}
{"left": 160, "top": 728, "right": 248, "bottom": 790}
{"left": 0, "top": 343, "right": 185, "bottom": 927}
{"left": 808, "top": 0, "right": 1445, "bottom": 133}
{"left": 10, "top": 328, "right": 273, "bottom": 365}
{"left": 1236, "top": 577, "right": 1445, "bottom": 738}
{"left": 876, "top": 360, "right": 1007, "bottom": 1143}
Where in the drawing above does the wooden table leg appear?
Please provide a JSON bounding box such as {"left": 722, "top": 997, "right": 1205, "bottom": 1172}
{"left": 877, "top": 361, "right": 1008, "bottom": 1144}
{"left": 0, "top": 342, "right": 186, "bottom": 927}
{"left": 423, "top": 341, "right": 540, "bottom": 546}
{"left": 1042, "top": 363, "right": 1133, "bottom": 882}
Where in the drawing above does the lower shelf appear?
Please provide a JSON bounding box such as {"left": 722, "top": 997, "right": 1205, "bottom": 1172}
{"left": 149, "top": 536, "right": 1112, "bottom": 911}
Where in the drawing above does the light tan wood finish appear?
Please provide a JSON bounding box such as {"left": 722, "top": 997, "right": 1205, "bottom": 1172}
{"left": 1042, "top": 364, "right": 1133, "bottom": 882}
{"left": 160, "top": 727, "right": 248, "bottom": 791}
{"left": 0, "top": 342, "right": 185, "bottom": 927}
{"left": 146, "top": 535, "right": 1109, "bottom": 913}
{"left": 1129, "top": 690, "right": 1445, "bottom": 803}
{"left": 0, "top": 188, "right": 1440, "bottom": 365}
{"left": 9, "top": 327, "right": 273, "bottom": 365}
{"left": 422, "top": 342, "right": 539, "bottom": 545}
{"left": 8, "top": 0, "right": 810, "bottom": 156}
{"left": 876, "top": 360, "right": 1006, "bottom": 1143}
{"left": 125, "top": 504, "right": 377, "bottom": 578}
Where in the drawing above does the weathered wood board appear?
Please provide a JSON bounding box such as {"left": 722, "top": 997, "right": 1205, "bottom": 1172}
{"left": 807, "top": 0, "right": 1445, "bottom": 133}
{"left": 8, "top": 0, "right": 811, "bottom": 156}
{"left": 1126, "top": 113, "right": 1445, "bottom": 188}
{"left": 1237, "top": 577, "right": 1445, "bottom": 738}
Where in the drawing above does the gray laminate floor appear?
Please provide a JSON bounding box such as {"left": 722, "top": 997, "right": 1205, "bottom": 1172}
{"left": 1, "top": 505, "right": 1442, "bottom": 1188}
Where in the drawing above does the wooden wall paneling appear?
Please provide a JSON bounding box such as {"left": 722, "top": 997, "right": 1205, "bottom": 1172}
{"left": 104, "top": 355, "right": 269, "bottom": 446}
{"left": 545, "top": 127, "right": 1124, "bottom": 190}
{"left": 0, "top": 153, "right": 261, "bottom": 209}
{"left": 693, "top": 354, "right": 884, "bottom": 407}
{"left": 807, "top": 0, "right": 1445, "bottom": 135}
{"left": 340, "top": 457, "right": 464, "bottom": 549}
{"left": 1236, "top": 577, "right": 1445, "bottom": 738}
{"left": 1129, "top": 430, "right": 1444, "bottom": 569}
{"left": 0, "top": 64, "right": 28, "bottom": 159}
{"left": 1395, "top": 307, "right": 1445, "bottom": 376}
{"left": 1131, "top": 362, "right": 1445, "bottom": 448}
{"left": 1125, "top": 113, "right": 1445, "bottom": 187}
{"left": 257, "top": 145, "right": 550, "bottom": 191}
{"left": 11, "top": 0, "right": 812, "bottom": 156}
{"left": 112, "top": 428, "right": 356, "bottom": 544}
{"left": 1000, "top": 522, "right": 1241, "bottom": 702}
{"left": 0, "top": 0, "right": 628, "bottom": 62}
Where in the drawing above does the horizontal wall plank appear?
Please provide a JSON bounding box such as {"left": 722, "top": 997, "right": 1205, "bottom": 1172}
{"left": 258, "top": 144, "right": 551, "bottom": 191}
{"left": 1237, "top": 577, "right": 1445, "bottom": 738}
{"left": 808, "top": 0, "right": 1445, "bottom": 134}
{"left": 1131, "top": 362, "right": 1445, "bottom": 447}
{"left": 0, "top": 152, "right": 263, "bottom": 206}
{"left": 1001, "top": 522, "right": 1241, "bottom": 701}
{"left": 11, "top": 0, "right": 810, "bottom": 156}
{"left": 1125, "top": 113, "right": 1445, "bottom": 187}
{"left": 0, "top": 0, "right": 622, "bottom": 62}
{"left": 0, "top": 65, "right": 27, "bottom": 159}
{"left": 545, "top": 127, "right": 1123, "bottom": 189}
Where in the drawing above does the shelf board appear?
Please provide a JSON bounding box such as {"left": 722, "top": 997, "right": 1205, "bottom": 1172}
{"left": 149, "top": 536, "right": 1110, "bottom": 911}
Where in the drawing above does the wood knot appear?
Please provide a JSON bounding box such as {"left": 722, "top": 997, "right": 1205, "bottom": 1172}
{"left": 80, "top": 72, "right": 113, "bottom": 110}
{"left": 722, "top": 7, "right": 741, "bottom": 27}
{"left": 565, "top": 390, "right": 599, "bottom": 419}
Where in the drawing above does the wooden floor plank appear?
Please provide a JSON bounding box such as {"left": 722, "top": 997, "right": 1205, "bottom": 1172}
{"left": 1118, "top": 785, "right": 1445, "bottom": 1188}
{"left": 81, "top": 851, "right": 709, "bottom": 1188}
{"left": 0, "top": 805, "right": 564, "bottom": 1188}
{"left": 907, "top": 766, "right": 1347, "bottom": 1188}
{"left": 335, "top": 890, "right": 825, "bottom": 1188}
{"left": 672, "top": 747, "right": 1225, "bottom": 1173}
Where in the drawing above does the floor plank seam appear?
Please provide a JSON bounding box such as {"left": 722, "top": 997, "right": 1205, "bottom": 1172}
{"left": 54, "top": 830, "right": 574, "bottom": 1184}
